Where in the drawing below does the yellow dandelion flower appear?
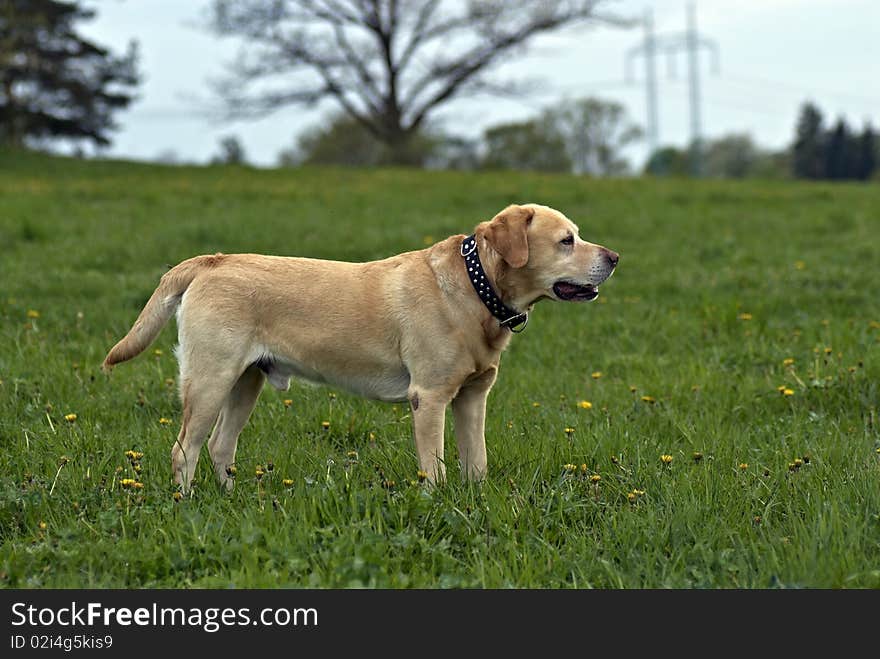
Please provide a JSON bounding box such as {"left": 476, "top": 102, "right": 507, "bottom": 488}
{"left": 783, "top": 388, "right": 794, "bottom": 397}
{"left": 629, "top": 385, "right": 637, "bottom": 393}
{"left": 634, "top": 489, "right": 646, "bottom": 496}
{"left": 64, "top": 413, "right": 77, "bottom": 423}
{"left": 753, "top": 516, "right": 762, "bottom": 524}
{"left": 321, "top": 420, "right": 330, "bottom": 430}
{"left": 783, "top": 358, "right": 795, "bottom": 366}
{"left": 563, "top": 463, "right": 577, "bottom": 472}
{"left": 578, "top": 400, "right": 593, "bottom": 409}
{"left": 283, "top": 399, "right": 293, "bottom": 407}
{"left": 132, "top": 481, "right": 144, "bottom": 489}
{"left": 125, "top": 450, "right": 144, "bottom": 461}
{"left": 173, "top": 491, "right": 183, "bottom": 502}
{"left": 738, "top": 313, "right": 752, "bottom": 321}
{"left": 693, "top": 452, "right": 704, "bottom": 462}
{"left": 153, "top": 349, "right": 163, "bottom": 357}
{"left": 777, "top": 385, "right": 787, "bottom": 392}
{"left": 27, "top": 309, "right": 40, "bottom": 318}
{"left": 120, "top": 478, "right": 136, "bottom": 488}
{"left": 590, "top": 474, "right": 601, "bottom": 483}
{"left": 591, "top": 371, "right": 602, "bottom": 379}
{"left": 38, "top": 520, "right": 47, "bottom": 530}
{"left": 346, "top": 450, "right": 358, "bottom": 459}
{"left": 225, "top": 465, "right": 237, "bottom": 477}
{"left": 641, "top": 396, "right": 655, "bottom": 404}
{"left": 660, "top": 454, "right": 673, "bottom": 464}
{"left": 793, "top": 458, "right": 803, "bottom": 467}
{"left": 382, "top": 479, "right": 396, "bottom": 489}
{"left": 282, "top": 478, "right": 294, "bottom": 487}
{"left": 255, "top": 468, "right": 265, "bottom": 480}
{"left": 159, "top": 417, "right": 172, "bottom": 425}
{"left": 824, "top": 346, "right": 832, "bottom": 355}
{"left": 788, "top": 461, "right": 800, "bottom": 472}
{"left": 532, "top": 402, "right": 541, "bottom": 408}
{"left": 581, "top": 463, "right": 588, "bottom": 473}
{"left": 564, "top": 427, "right": 575, "bottom": 436}
{"left": 369, "top": 432, "right": 376, "bottom": 441}
{"left": 417, "top": 470, "right": 428, "bottom": 483}
{"left": 627, "top": 492, "right": 637, "bottom": 502}
{"left": 739, "top": 463, "right": 749, "bottom": 470}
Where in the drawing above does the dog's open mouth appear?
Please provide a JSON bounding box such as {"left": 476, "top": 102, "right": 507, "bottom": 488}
{"left": 553, "top": 281, "right": 598, "bottom": 301}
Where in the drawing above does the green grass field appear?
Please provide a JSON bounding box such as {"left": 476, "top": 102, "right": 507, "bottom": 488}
{"left": 1, "top": 150, "right": 878, "bottom": 588}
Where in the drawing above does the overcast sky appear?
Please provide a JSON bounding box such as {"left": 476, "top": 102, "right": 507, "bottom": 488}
{"left": 79, "top": 0, "right": 880, "bottom": 168}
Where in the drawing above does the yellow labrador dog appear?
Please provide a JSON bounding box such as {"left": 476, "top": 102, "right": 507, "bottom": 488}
{"left": 103, "top": 204, "right": 618, "bottom": 491}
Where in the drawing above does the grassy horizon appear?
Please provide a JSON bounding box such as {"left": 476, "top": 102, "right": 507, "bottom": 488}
{"left": 1, "top": 151, "right": 878, "bottom": 588}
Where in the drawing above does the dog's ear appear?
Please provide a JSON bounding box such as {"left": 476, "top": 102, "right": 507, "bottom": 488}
{"left": 479, "top": 205, "right": 534, "bottom": 268}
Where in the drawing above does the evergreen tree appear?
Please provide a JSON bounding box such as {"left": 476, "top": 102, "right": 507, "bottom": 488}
{"left": 0, "top": 0, "right": 139, "bottom": 148}
{"left": 791, "top": 102, "right": 825, "bottom": 179}
{"left": 856, "top": 124, "right": 877, "bottom": 181}
{"left": 824, "top": 118, "right": 853, "bottom": 180}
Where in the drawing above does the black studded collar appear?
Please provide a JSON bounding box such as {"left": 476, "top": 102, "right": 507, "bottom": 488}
{"left": 460, "top": 234, "right": 528, "bottom": 333}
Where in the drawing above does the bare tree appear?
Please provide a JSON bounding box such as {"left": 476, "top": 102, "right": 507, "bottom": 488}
{"left": 206, "top": 0, "right": 624, "bottom": 164}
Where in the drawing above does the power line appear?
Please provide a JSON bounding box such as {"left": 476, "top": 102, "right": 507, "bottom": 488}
{"left": 721, "top": 73, "right": 880, "bottom": 107}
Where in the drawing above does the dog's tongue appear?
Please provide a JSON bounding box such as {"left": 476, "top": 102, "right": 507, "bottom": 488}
{"left": 553, "top": 281, "right": 598, "bottom": 301}
{"left": 555, "top": 282, "right": 584, "bottom": 297}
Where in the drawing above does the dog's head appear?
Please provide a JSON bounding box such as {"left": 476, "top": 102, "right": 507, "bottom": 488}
{"left": 476, "top": 203, "right": 618, "bottom": 307}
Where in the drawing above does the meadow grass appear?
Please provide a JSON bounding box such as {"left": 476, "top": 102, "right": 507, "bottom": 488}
{"left": 1, "top": 150, "right": 878, "bottom": 588}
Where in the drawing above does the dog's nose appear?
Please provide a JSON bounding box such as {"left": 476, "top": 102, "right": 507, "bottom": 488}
{"left": 603, "top": 248, "right": 619, "bottom": 268}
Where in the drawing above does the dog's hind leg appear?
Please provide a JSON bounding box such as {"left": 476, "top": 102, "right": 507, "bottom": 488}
{"left": 206, "top": 364, "right": 266, "bottom": 490}
{"left": 171, "top": 364, "right": 241, "bottom": 493}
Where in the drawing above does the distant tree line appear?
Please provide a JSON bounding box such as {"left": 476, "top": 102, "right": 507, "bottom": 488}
{"left": 278, "top": 96, "right": 644, "bottom": 176}
{"left": 645, "top": 102, "right": 877, "bottom": 181}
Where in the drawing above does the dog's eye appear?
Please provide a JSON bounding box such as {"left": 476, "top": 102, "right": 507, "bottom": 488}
{"left": 560, "top": 234, "right": 574, "bottom": 246}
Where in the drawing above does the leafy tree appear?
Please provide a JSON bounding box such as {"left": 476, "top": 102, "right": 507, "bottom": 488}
{"left": 547, "top": 97, "right": 642, "bottom": 175}
{"left": 481, "top": 118, "right": 572, "bottom": 173}
{"left": 791, "top": 102, "right": 825, "bottom": 179}
{"left": 206, "top": 0, "right": 623, "bottom": 164}
{"left": 278, "top": 112, "right": 444, "bottom": 167}
{"left": 211, "top": 135, "right": 248, "bottom": 165}
{"left": 643, "top": 146, "right": 688, "bottom": 176}
{"left": 0, "top": 0, "right": 139, "bottom": 148}
{"left": 703, "top": 133, "right": 759, "bottom": 179}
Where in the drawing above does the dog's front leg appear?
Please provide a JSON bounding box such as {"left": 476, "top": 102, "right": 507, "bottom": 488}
{"left": 451, "top": 368, "right": 497, "bottom": 481}
{"left": 409, "top": 388, "right": 451, "bottom": 483}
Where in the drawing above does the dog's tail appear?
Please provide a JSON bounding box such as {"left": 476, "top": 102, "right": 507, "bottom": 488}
{"left": 102, "top": 254, "right": 225, "bottom": 372}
